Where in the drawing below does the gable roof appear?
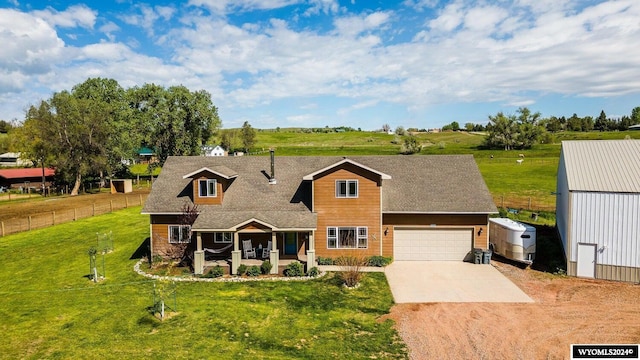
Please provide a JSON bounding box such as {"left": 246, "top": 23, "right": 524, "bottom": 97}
{"left": 561, "top": 140, "right": 640, "bottom": 193}
{"left": 302, "top": 158, "right": 391, "bottom": 180}
{"left": 0, "top": 168, "right": 55, "bottom": 179}
{"left": 182, "top": 166, "right": 238, "bottom": 179}
{"left": 142, "top": 155, "right": 497, "bottom": 228}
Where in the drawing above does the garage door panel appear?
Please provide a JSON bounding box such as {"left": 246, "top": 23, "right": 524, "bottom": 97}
{"left": 394, "top": 229, "right": 473, "bottom": 261}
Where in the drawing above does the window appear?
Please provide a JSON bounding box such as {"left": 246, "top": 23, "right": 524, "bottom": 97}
{"left": 199, "top": 179, "right": 217, "bottom": 197}
{"left": 169, "top": 225, "right": 191, "bottom": 243}
{"left": 327, "top": 226, "right": 368, "bottom": 249}
{"left": 327, "top": 227, "right": 337, "bottom": 248}
{"left": 336, "top": 180, "right": 358, "bottom": 198}
{"left": 214, "top": 232, "right": 232, "bottom": 243}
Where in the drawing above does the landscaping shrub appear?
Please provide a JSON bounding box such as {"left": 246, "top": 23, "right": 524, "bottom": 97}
{"left": 284, "top": 261, "right": 304, "bottom": 277}
{"left": 307, "top": 266, "right": 320, "bottom": 277}
{"left": 246, "top": 265, "right": 261, "bottom": 277}
{"left": 317, "top": 256, "right": 334, "bottom": 265}
{"left": 366, "top": 256, "right": 392, "bottom": 267}
{"left": 237, "top": 264, "right": 247, "bottom": 276}
{"left": 150, "top": 254, "right": 166, "bottom": 269}
{"left": 202, "top": 266, "right": 224, "bottom": 278}
{"left": 260, "top": 260, "right": 273, "bottom": 274}
{"left": 335, "top": 255, "right": 366, "bottom": 288}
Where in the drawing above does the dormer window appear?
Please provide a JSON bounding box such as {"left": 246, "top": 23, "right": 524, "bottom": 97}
{"left": 199, "top": 179, "right": 217, "bottom": 197}
{"left": 336, "top": 180, "right": 358, "bottom": 198}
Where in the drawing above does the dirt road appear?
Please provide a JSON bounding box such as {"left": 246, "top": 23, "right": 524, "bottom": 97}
{"left": 0, "top": 188, "right": 150, "bottom": 220}
{"left": 385, "top": 260, "right": 640, "bottom": 359}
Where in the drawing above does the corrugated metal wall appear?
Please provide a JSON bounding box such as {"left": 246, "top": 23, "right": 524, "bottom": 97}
{"left": 570, "top": 192, "right": 640, "bottom": 268}
{"left": 555, "top": 152, "right": 570, "bottom": 258}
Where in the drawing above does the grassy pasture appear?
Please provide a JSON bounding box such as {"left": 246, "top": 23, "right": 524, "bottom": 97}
{"left": 0, "top": 207, "right": 405, "bottom": 359}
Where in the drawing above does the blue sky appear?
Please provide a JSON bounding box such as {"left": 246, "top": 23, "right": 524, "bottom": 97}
{"left": 1, "top": 0, "right": 639, "bottom": 130}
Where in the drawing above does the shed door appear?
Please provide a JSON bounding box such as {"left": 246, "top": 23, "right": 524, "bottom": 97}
{"left": 394, "top": 228, "right": 473, "bottom": 261}
{"left": 576, "top": 243, "right": 596, "bottom": 278}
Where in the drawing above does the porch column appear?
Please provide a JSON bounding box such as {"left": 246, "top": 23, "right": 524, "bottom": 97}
{"left": 269, "top": 231, "right": 279, "bottom": 274}
{"left": 194, "top": 231, "right": 204, "bottom": 275}
{"left": 306, "top": 231, "right": 316, "bottom": 269}
{"left": 231, "top": 232, "right": 241, "bottom": 275}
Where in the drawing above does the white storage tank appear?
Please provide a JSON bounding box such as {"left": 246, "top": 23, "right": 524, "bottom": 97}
{"left": 489, "top": 218, "right": 536, "bottom": 264}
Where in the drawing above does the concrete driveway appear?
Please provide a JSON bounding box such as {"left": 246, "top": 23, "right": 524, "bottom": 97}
{"left": 385, "top": 261, "right": 533, "bottom": 303}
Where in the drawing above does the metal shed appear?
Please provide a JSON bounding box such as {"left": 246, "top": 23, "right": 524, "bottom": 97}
{"left": 556, "top": 140, "right": 640, "bottom": 282}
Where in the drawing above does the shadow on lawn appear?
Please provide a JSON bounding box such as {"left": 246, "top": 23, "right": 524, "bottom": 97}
{"left": 130, "top": 237, "right": 151, "bottom": 262}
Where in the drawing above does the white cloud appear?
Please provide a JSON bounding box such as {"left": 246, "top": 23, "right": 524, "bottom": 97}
{"left": 0, "top": 9, "right": 64, "bottom": 76}
{"left": 463, "top": 6, "right": 508, "bottom": 33}
{"left": 187, "top": 0, "right": 300, "bottom": 14}
{"left": 286, "top": 113, "right": 322, "bottom": 124}
{"left": 337, "top": 99, "right": 379, "bottom": 115}
{"left": 1, "top": 1, "right": 640, "bottom": 127}
{"left": 32, "top": 4, "right": 96, "bottom": 29}
{"left": 428, "top": 1, "right": 464, "bottom": 32}
{"left": 304, "top": 0, "right": 341, "bottom": 16}
{"left": 120, "top": 4, "right": 176, "bottom": 36}
{"left": 403, "top": 0, "right": 439, "bottom": 11}
{"left": 99, "top": 21, "right": 120, "bottom": 42}
{"left": 333, "top": 11, "right": 392, "bottom": 37}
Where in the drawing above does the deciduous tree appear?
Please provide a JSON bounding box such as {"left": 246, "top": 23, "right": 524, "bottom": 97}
{"left": 241, "top": 121, "right": 256, "bottom": 152}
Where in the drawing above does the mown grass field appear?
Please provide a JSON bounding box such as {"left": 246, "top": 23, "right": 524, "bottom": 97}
{"left": 0, "top": 207, "right": 405, "bottom": 359}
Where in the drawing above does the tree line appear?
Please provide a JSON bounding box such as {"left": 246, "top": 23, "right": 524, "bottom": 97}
{"left": 442, "top": 106, "right": 640, "bottom": 150}
{"left": 12, "top": 77, "right": 221, "bottom": 195}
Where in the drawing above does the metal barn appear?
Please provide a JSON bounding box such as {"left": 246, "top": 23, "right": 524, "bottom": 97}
{"left": 556, "top": 140, "right": 640, "bottom": 282}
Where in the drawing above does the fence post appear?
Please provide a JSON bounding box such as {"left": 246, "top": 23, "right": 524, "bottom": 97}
{"left": 74, "top": 208, "right": 77, "bottom": 221}
{"left": 139, "top": 194, "right": 142, "bottom": 205}
{"left": 110, "top": 200, "right": 113, "bottom": 213}
{"left": 52, "top": 211, "right": 55, "bottom": 225}
{"left": 28, "top": 216, "right": 32, "bottom": 231}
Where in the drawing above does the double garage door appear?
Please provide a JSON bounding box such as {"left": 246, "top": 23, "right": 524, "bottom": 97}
{"left": 394, "top": 228, "right": 473, "bottom": 261}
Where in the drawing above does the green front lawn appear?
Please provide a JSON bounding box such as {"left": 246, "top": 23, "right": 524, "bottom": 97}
{"left": 0, "top": 207, "right": 406, "bottom": 359}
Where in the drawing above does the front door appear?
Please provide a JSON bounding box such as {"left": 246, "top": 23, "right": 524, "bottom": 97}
{"left": 284, "top": 233, "right": 297, "bottom": 255}
{"left": 576, "top": 243, "right": 596, "bottom": 278}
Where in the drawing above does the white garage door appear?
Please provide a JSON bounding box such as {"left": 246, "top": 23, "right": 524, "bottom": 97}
{"left": 394, "top": 228, "right": 473, "bottom": 261}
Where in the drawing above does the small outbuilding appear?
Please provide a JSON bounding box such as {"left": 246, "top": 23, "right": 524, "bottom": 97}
{"left": 556, "top": 140, "right": 640, "bottom": 282}
{"left": 110, "top": 179, "right": 133, "bottom": 194}
{"left": 138, "top": 147, "right": 156, "bottom": 164}
{"left": 0, "top": 168, "right": 55, "bottom": 190}
{"left": 0, "top": 152, "right": 32, "bottom": 167}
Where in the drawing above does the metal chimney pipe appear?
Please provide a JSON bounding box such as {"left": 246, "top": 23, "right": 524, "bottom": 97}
{"left": 269, "top": 149, "right": 276, "bottom": 184}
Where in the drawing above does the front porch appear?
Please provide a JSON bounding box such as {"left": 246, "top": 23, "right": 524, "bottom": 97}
{"left": 192, "top": 224, "right": 316, "bottom": 275}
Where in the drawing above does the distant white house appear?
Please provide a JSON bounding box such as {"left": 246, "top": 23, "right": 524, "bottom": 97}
{"left": 0, "top": 152, "right": 32, "bottom": 167}
{"left": 556, "top": 140, "right": 640, "bottom": 282}
{"left": 202, "top": 145, "right": 227, "bottom": 157}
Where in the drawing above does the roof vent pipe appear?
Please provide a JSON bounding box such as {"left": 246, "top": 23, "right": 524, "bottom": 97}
{"left": 269, "top": 149, "right": 277, "bottom": 185}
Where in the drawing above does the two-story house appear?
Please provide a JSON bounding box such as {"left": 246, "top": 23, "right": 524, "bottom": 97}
{"left": 142, "top": 152, "right": 497, "bottom": 274}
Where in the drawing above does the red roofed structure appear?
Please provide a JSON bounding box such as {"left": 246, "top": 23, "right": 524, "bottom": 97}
{"left": 0, "top": 168, "right": 56, "bottom": 190}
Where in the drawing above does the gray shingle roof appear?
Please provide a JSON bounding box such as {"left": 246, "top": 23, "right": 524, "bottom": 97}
{"left": 142, "top": 155, "right": 497, "bottom": 229}
{"left": 561, "top": 140, "right": 640, "bottom": 193}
